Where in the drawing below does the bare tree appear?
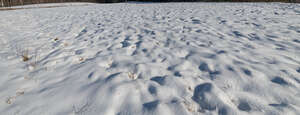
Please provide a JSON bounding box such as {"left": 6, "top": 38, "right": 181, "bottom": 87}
{"left": 1, "top": 0, "right": 4, "bottom": 7}
{"left": 7, "top": 0, "right": 10, "bottom": 7}
{"left": 20, "top": 0, "right": 23, "bottom": 5}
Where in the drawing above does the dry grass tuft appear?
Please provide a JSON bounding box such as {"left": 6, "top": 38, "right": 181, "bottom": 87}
{"left": 22, "top": 55, "right": 30, "bottom": 62}
{"left": 54, "top": 38, "right": 59, "bottom": 41}
{"left": 16, "top": 91, "right": 25, "bottom": 96}
{"left": 188, "top": 86, "right": 193, "bottom": 91}
{"left": 21, "top": 50, "right": 30, "bottom": 62}
{"left": 79, "top": 57, "right": 84, "bottom": 62}
{"left": 15, "top": 46, "right": 40, "bottom": 69}
{"left": 128, "top": 72, "right": 137, "bottom": 80}
{"left": 183, "top": 101, "right": 196, "bottom": 112}
{"left": 5, "top": 96, "right": 15, "bottom": 104}
{"left": 5, "top": 89, "right": 25, "bottom": 104}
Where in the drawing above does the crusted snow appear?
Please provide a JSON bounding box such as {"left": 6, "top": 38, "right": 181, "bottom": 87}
{"left": 0, "top": 2, "right": 300, "bottom": 115}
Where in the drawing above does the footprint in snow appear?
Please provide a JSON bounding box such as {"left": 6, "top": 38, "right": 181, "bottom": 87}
{"left": 150, "top": 76, "right": 166, "bottom": 85}
{"left": 232, "top": 31, "right": 245, "bottom": 38}
{"left": 293, "top": 39, "right": 300, "bottom": 43}
{"left": 121, "top": 40, "right": 130, "bottom": 48}
{"left": 218, "top": 107, "right": 229, "bottom": 115}
{"left": 216, "top": 50, "right": 227, "bottom": 54}
{"left": 241, "top": 68, "right": 252, "bottom": 77}
{"left": 269, "top": 102, "right": 288, "bottom": 108}
{"left": 198, "top": 62, "right": 210, "bottom": 72}
{"left": 174, "top": 71, "right": 182, "bottom": 77}
{"left": 148, "top": 85, "right": 157, "bottom": 95}
{"left": 226, "top": 65, "right": 235, "bottom": 72}
{"left": 88, "top": 72, "right": 94, "bottom": 79}
{"left": 297, "top": 67, "right": 300, "bottom": 73}
{"left": 143, "top": 100, "right": 160, "bottom": 112}
{"left": 105, "top": 72, "right": 121, "bottom": 82}
{"left": 192, "top": 83, "right": 217, "bottom": 111}
{"left": 191, "top": 19, "right": 201, "bottom": 24}
{"left": 238, "top": 101, "right": 251, "bottom": 112}
{"left": 75, "top": 49, "right": 84, "bottom": 55}
{"left": 271, "top": 76, "right": 288, "bottom": 86}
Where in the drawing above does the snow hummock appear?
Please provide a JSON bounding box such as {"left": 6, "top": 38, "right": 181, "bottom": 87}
{"left": 0, "top": 2, "right": 300, "bottom": 115}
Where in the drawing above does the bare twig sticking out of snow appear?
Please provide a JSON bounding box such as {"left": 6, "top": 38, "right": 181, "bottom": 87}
{"left": 28, "top": 49, "right": 40, "bottom": 69}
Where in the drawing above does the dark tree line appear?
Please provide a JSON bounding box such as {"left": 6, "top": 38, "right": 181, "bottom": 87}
{"left": 1, "top": 0, "right": 100, "bottom": 7}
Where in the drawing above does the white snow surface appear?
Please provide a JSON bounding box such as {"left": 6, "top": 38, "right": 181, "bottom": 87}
{"left": 1, "top": 2, "right": 300, "bottom": 115}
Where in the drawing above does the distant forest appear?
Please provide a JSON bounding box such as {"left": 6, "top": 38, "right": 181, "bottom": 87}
{"left": 1, "top": 0, "right": 299, "bottom": 7}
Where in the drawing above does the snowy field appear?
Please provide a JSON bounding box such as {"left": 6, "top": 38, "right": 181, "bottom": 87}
{"left": 1, "top": 2, "right": 300, "bottom": 115}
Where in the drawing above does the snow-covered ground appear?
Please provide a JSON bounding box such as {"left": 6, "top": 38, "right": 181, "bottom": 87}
{"left": 0, "top": 2, "right": 300, "bottom": 115}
